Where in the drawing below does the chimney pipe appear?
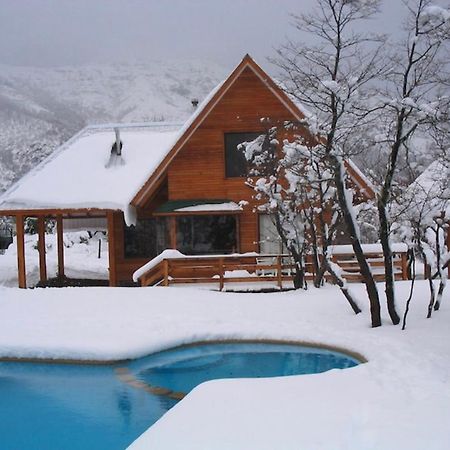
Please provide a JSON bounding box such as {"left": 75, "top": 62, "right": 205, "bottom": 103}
{"left": 191, "top": 98, "right": 199, "bottom": 109}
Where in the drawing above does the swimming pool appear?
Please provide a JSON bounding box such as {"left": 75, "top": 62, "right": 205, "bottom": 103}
{"left": 0, "top": 342, "right": 359, "bottom": 450}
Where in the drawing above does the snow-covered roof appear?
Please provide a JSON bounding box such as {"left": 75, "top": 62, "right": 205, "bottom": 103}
{"left": 0, "top": 123, "right": 182, "bottom": 224}
{"left": 400, "top": 159, "right": 450, "bottom": 222}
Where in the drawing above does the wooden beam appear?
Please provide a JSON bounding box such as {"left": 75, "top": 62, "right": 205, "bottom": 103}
{"left": 56, "top": 215, "right": 65, "bottom": 279}
{"left": 16, "top": 215, "right": 26, "bottom": 289}
{"left": 37, "top": 216, "right": 47, "bottom": 284}
{"left": 0, "top": 208, "right": 113, "bottom": 217}
{"left": 107, "top": 211, "right": 117, "bottom": 287}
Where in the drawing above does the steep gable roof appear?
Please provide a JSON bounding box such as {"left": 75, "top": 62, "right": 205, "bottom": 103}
{"left": 131, "top": 54, "right": 375, "bottom": 207}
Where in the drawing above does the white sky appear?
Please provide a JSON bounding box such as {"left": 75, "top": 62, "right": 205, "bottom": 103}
{"left": 0, "top": 1, "right": 414, "bottom": 70}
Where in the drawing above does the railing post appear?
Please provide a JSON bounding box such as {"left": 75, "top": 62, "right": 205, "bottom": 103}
{"left": 277, "top": 255, "right": 282, "bottom": 289}
{"left": 16, "top": 214, "right": 26, "bottom": 289}
{"left": 37, "top": 216, "right": 47, "bottom": 284}
{"left": 401, "top": 252, "right": 408, "bottom": 280}
{"left": 219, "top": 258, "right": 224, "bottom": 291}
{"left": 163, "top": 259, "right": 169, "bottom": 286}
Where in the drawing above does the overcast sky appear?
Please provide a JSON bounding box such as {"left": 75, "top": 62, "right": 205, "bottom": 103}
{"left": 0, "top": 1, "right": 412, "bottom": 71}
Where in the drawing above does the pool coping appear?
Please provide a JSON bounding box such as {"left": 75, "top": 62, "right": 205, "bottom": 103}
{"left": 0, "top": 339, "right": 367, "bottom": 365}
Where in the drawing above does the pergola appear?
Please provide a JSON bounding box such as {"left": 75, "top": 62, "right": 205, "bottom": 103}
{"left": 0, "top": 208, "right": 118, "bottom": 288}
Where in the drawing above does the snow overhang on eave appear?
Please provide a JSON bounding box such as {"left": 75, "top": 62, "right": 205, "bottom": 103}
{"left": 153, "top": 199, "right": 243, "bottom": 215}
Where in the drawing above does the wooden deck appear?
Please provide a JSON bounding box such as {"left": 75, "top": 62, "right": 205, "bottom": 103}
{"left": 136, "top": 248, "right": 409, "bottom": 289}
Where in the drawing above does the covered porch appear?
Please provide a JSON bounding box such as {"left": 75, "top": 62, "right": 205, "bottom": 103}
{"left": 0, "top": 208, "right": 118, "bottom": 289}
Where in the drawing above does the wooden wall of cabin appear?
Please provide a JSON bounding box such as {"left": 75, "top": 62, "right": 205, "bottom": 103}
{"left": 110, "top": 68, "right": 318, "bottom": 283}
{"left": 166, "top": 66, "right": 304, "bottom": 253}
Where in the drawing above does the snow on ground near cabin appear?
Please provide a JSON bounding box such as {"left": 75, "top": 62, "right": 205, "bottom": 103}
{"left": 0, "top": 232, "right": 108, "bottom": 287}
{"left": 0, "top": 125, "right": 180, "bottom": 223}
{"left": 0, "top": 282, "right": 449, "bottom": 449}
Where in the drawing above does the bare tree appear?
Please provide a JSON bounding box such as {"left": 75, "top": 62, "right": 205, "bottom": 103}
{"left": 240, "top": 123, "right": 362, "bottom": 314}
{"left": 372, "top": 0, "right": 450, "bottom": 325}
{"left": 273, "top": 0, "right": 385, "bottom": 327}
{"left": 393, "top": 157, "right": 450, "bottom": 323}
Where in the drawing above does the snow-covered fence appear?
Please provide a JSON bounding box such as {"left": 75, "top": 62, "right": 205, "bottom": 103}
{"left": 134, "top": 245, "right": 409, "bottom": 289}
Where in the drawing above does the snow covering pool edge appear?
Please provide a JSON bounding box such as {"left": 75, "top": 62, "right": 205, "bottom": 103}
{"left": 0, "top": 339, "right": 367, "bottom": 365}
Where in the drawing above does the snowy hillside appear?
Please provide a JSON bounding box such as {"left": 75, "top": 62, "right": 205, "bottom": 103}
{"left": 0, "top": 59, "right": 225, "bottom": 191}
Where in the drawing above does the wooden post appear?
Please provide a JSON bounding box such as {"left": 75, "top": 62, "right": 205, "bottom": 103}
{"left": 163, "top": 259, "right": 169, "bottom": 286}
{"left": 400, "top": 252, "right": 408, "bottom": 281}
{"left": 219, "top": 258, "right": 224, "bottom": 291}
{"left": 37, "top": 216, "right": 47, "bottom": 284}
{"left": 277, "top": 255, "right": 282, "bottom": 289}
{"left": 107, "top": 212, "right": 117, "bottom": 287}
{"left": 16, "top": 214, "right": 26, "bottom": 289}
{"left": 56, "top": 215, "right": 65, "bottom": 279}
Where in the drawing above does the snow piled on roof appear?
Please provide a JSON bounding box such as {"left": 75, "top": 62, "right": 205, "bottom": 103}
{"left": 401, "top": 159, "right": 450, "bottom": 222}
{"left": 0, "top": 123, "right": 181, "bottom": 224}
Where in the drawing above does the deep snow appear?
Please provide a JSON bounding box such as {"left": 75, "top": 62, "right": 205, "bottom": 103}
{"left": 0, "top": 281, "right": 448, "bottom": 449}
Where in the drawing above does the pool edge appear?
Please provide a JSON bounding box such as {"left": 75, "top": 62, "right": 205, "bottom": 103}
{"left": 0, "top": 339, "right": 367, "bottom": 365}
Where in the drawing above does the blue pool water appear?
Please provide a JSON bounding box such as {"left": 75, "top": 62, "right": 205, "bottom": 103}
{"left": 0, "top": 342, "right": 359, "bottom": 450}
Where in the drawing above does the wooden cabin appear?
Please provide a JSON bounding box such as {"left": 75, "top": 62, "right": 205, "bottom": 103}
{"left": 0, "top": 55, "right": 377, "bottom": 288}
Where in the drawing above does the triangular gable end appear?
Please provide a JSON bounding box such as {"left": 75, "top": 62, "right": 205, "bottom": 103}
{"left": 131, "top": 54, "right": 375, "bottom": 208}
{"left": 131, "top": 54, "right": 310, "bottom": 208}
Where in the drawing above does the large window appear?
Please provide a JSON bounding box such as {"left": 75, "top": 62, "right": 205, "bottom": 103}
{"left": 224, "top": 132, "right": 262, "bottom": 177}
{"left": 124, "top": 218, "right": 169, "bottom": 259}
{"left": 176, "top": 215, "right": 237, "bottom": 255}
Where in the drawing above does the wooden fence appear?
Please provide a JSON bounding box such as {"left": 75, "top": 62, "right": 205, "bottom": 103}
{"left": 137, "top": 248, "right": 408, "bottom": 289}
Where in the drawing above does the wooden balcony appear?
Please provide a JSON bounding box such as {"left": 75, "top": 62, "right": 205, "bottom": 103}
{"left": 135, "top": 245, "right": 409, "bottom": 290}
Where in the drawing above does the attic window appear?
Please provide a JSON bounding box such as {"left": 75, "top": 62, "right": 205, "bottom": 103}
{"left": 224, "top": 132, "right": 261, "bottom": 177}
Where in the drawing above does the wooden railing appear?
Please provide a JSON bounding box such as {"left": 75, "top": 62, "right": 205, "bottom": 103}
{"left": 136, "top": 246, "right": 409, "bottom": 289}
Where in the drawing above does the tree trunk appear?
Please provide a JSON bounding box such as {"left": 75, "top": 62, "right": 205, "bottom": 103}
{"left": 330, "top": 155, "right": 381, "bottom": 327}
{"left": 402, "top": 249, "right": 416, "bottom": 330}
{"left": 378, "top": 203, "right": 400, "bottom": 324}
{"left": 434, "top": 281, "right": 445, "bottom": 311}
{"left": 426, "top": 276, "right": 436, "bottom": 319}
{"left": 326, "top": 260, "right": 361, "bottom": 314}
{"left": 433, "top": 224, "right": 446, "bottom": 312}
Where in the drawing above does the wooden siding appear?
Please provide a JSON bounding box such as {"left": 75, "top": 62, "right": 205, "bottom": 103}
{"left": 110, "top": 65, "right": 377, "bottom": 283}
{"left": 166, "top": 67, "right": 299, "bottom": 254}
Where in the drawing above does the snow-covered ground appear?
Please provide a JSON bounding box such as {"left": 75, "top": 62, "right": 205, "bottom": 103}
{"left": 0, "top": 281, "right": 448, "bottom": 449}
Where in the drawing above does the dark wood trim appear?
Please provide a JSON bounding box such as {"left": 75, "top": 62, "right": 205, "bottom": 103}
{"left": 16, "top": 215, "right": 26, "bottom": 289}
{"left": 107, "top": 211, "right": 117, "bottom": 287}
{"left": 37, "top": 216, "right": 47, "bottom": 284}
{"left": 56, "top": 215, "right": 65, "bottom": 279}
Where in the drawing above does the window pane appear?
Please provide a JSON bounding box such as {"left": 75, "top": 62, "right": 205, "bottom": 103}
{"left": 124, "top": 218, "right": 169, "bottom": 259}
{"left": 224, "top": 132, "right": 261, "bottom": 177}
{"left": 177, "top": 215, "right": 237, "bottom": 255}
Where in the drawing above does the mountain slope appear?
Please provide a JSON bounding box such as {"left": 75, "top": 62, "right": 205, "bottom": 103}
{"left": 0, "top": 60, "right": 225, "bottom": 191}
